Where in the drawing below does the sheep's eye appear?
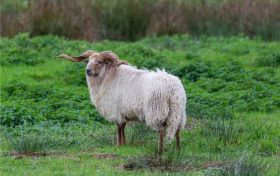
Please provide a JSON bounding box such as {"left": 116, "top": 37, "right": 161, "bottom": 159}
{"left": 95, "top": 60, "right": 103, "bottom": 64}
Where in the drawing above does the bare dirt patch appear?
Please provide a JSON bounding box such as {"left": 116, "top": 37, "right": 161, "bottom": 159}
{"left": 94, "top": 153, "right": 120, "bottom": 159}
{"left": 122, "top": 156, "right": 194, "bottom": 172}
{"left": 79, "top": 147, "right": 97, "bottom": 153}
{"left": 149, "top": 165, "right": 195, "bottom": 172}
{"left": 122, "top": 156, "right": 229, "bottom": 173}
{"left": 7, "top": 151, "right": 67, "bottom": 159}
{"left": 200, "top": 160, "right": 229, "bottom": 169}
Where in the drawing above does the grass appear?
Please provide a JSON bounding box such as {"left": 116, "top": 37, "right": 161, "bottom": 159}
{"left": 0, "top": 34, "right": 280, "bottom": 175}
{"left": 0, "top": 114, "right": 280, "bottom": 175}
{"left": 3, "top": 127, "right": 50, "bottom": 155}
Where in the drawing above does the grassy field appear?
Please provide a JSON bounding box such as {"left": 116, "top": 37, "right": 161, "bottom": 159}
{"left": 0, "top": 34, "right": 280, "bottom": 175}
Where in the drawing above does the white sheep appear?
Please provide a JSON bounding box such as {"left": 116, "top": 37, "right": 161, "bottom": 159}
{"left": 58, "top": 50, "right": 187, "bottom": 154}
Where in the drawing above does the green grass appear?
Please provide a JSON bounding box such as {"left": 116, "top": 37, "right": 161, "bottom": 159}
{"left": 0, "top": 33, "right": 280, "bottom": 175}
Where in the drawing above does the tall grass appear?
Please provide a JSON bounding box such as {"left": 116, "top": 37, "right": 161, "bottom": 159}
{"left": 2, "top": 125, "right": 51, "bottom": 154}
{"left": 127, "top": 123, "right": 154, "bottom": 145}
{"left": 216, "top": 152, "right": 269, "bottom": 176}
{"left": 1, "top": 0, "right": 280, "bottom": 41}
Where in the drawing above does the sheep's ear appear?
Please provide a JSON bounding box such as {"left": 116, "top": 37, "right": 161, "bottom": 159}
{"left": 57, "top": 50, "right": 96, "bottom": 63}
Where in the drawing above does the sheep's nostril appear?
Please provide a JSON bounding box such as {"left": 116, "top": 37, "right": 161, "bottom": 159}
{"left": 86, "top": 69, "right": 92, "bottom": 76}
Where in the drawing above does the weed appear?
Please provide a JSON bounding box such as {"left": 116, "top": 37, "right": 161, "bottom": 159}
{"left": 256, "top": 52, "right": 280, "bottom": 67}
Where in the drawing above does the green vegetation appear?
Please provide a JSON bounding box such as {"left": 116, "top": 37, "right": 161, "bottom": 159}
{"left": 0, "top": 34, "right": 280, "bottom": 175}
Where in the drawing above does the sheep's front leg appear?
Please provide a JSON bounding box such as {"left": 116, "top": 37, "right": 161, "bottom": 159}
{"left": 117, "top": 124, "right": 122, "bottom": 146}
{"left": 158, "top": 128, "right": 164, "bottom": 155}
{"left": 121, "top": 123, "right": 126, "bottom": 145}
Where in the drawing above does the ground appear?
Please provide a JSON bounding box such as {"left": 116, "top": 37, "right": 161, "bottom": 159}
{"left": 0, "top": 34, "right": 280, "bottom": 175}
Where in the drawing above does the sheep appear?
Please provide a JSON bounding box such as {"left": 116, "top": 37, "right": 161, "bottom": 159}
{"left": 58, "top": 50, "right": 187, "bottom": 154}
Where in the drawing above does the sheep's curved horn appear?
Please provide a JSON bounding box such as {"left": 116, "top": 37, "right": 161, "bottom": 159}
{"left": 99, "top": 51, "right": 119, "bottom": 62}
{"left": 99, "top": 51, "right": 128, "bottom": 66}
{"left": 57, "top": 50, "right": 96, "bottom": 62}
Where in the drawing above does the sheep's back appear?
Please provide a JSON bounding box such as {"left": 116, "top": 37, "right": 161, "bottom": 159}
{"left": 141, "top": 71, "right": 186, "bottom": 130}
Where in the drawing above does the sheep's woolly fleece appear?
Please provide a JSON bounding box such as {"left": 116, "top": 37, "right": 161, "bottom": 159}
{"left": 87, "top": 65, "right": 187, "bottom": 141}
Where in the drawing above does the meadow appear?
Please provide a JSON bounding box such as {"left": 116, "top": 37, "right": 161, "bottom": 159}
{"left": 0, "top": 33, "right": 280, "bottom": 175}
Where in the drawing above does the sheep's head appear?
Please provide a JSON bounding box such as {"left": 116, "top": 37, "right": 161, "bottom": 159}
{"left": 57, "top": 50, "right": 127, "bottom": 79}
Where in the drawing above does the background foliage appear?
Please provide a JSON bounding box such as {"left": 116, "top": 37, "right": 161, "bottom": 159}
{"left": 1, "top": 0, "right": 280, "bottom": 41}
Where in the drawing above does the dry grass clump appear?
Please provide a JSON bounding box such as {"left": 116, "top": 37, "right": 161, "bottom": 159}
{"left": 1, "top": 0, "right": 280, "bottom": 41}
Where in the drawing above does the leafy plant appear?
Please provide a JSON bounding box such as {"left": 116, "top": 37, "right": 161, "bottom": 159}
{"left": 256, "top": 52, "right": 280, "bottom": 67}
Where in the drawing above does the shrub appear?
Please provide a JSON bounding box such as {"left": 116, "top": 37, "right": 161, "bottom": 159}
{"left": 118, "top": 45, "right": 167, "bottom": 69}
{"left": 30, "top": 0, "right": 98, "bottom": 40}
{"left": 0, "top": 80, "right": 105, "bottom": 126}
{"left": 256, "top": 52, "right": 280, "bottom": 67}
{"left": 2, "top": 0, "right": 280, "bottom": 41}
{"left": 0, "top": 103, "right": 41, "bottom": 127}
{"left": 186, "top": 93, "right": 234, "bottom": 120}
{"left": 0, "top": 34, "right": 45, "bottom": 66}
{"left": 95, "top": 0, "right": 152, "bottom": 40}
{"left": 184, "top": 62, "right": 211, "bottom": 82}
{"left": 2, "top": 81, "right": 53, "bottom": 101}
{"left": 61, "top": 63, "right": 87, "bottom": 86}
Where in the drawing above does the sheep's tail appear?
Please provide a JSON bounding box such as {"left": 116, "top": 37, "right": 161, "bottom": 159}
{"left": 165, "top": 85, "right": 187, "bottom": 143}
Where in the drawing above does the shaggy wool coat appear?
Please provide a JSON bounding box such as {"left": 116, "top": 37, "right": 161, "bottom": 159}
{"left": 87, "top": 64, "right": 186, "bottom": 141}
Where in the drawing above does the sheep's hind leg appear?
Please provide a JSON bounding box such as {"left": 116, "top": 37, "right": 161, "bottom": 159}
{"left": 121, "top": 123, "right": 126, "bottom": 145}
{"left": 175, "top": 129, "right": 181, "bottom": 149}
{"left": 158, "top": 128, "right": 164, "bottom": 155}
{"left": 117, "top": 124, "right": 122, "bottom": 146}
